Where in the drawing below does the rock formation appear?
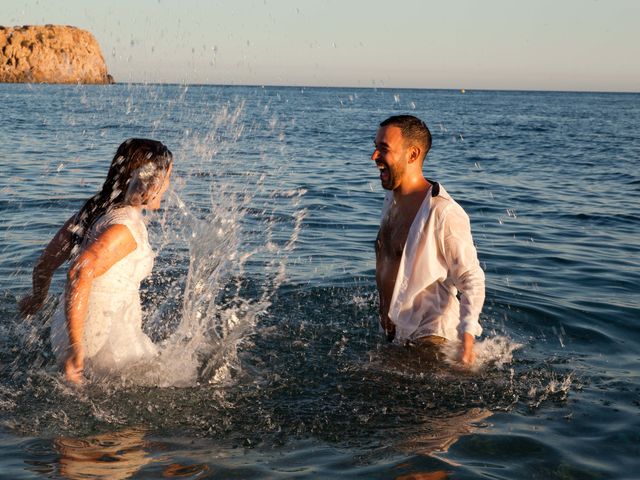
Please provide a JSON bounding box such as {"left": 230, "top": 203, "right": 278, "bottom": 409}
{"left": 0, "top": 25, "right": 113, "bottom": 84}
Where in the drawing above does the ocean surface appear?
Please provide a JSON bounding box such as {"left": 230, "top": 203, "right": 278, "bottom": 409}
{"left": 0, "top": 83, "right": 639, "bottom": 479}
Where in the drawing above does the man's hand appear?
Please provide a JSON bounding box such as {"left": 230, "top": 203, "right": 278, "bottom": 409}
{"left": 460, "top": 332, "right": 476, "bottom": 366}
{"left": 381, "top": 315, "right": 396, "bottom": 342}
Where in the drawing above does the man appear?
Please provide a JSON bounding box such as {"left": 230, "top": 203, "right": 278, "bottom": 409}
{"left": 372, "top": 115, "right": 485, "bottom": 365}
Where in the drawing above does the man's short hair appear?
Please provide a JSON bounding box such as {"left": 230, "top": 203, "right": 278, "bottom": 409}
{"left": 380, "top": 115, "right": 432, "bottom": 161}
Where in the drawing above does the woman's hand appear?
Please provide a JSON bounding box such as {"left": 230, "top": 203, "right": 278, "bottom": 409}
{"left": 64, "top": 347, "right": 84, "bottom": 384}
{"left": 18, "top": 292, "right": 47, "bottom": 316}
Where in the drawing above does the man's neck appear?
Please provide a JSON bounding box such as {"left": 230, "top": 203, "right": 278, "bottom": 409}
{"left": 393, "top": 175, "right": 430, "bottom": 198}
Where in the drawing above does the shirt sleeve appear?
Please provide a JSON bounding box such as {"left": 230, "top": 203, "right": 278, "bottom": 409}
{"left": 440, "top": 206, "right": 485, "bottom": 338}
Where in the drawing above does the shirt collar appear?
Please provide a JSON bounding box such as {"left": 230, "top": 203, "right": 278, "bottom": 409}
{"left": 426, "top": 179, "right": 440, "bottom": 197}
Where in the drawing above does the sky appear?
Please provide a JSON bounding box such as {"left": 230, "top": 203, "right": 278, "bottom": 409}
{"left": 2, "top": 0, "right": 639, "bottom": 92}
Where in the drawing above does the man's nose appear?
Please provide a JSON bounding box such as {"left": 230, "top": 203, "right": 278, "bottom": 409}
{"left": 371, "top": 149, "right": 379, "bottom": 161}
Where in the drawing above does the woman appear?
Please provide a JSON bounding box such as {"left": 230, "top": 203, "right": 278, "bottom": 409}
{"left": 19, "top": 138, "right": 173, "bottom": 383}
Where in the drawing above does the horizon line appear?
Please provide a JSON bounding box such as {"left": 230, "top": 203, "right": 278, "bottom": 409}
{"left": 3, "top": 81, "right": 638, "bottom": 95}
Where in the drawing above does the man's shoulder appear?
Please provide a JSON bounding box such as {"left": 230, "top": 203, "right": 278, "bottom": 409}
{"left": 431, "top": 184, "right": 469, "bottom": 221}
{"left": 431, "top": 183, "right": 455, "bottom": 210}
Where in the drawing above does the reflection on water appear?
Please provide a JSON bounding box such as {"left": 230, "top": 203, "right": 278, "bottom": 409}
{"left": 396, "top": 408, "right": 492, "bottom": 458}
{"left": 54, "top": 428, "right": 152, "bottom": 479}
{"left": 47, "top": 417, "right": 485, "bottom": 480}
{"left": 395, "top": 472, "right": 450, "bottom": 480}
{"left": 53, "top": 427, "right": 210, "bottom": 479}
{"left": 389, "top": 408, "right": 491, "bottom": 480}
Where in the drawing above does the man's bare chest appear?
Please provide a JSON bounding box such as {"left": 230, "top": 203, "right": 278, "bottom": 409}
{"left": 377, "top": 211, "right": 413, "bottom": 260}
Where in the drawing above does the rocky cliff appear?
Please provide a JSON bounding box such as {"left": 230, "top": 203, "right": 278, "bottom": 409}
{"left": 0, "top": 25, "right": 113, "bottom": 84}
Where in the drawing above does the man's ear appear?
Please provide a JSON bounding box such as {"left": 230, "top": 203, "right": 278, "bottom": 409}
{"left": 408, "top": 145, "right": 421, "bottom": 163}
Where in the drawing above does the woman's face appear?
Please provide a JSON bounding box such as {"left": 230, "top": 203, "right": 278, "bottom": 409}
{"left": 145, "top": 163, "right": 172, "bottom": 210}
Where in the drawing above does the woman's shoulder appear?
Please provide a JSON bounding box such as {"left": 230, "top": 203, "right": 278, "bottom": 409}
{"left": 94, "top": 206, "right": 145, "bottom": 239}
{"left": 99, "top": 205, "right": 141, "bottom": 223}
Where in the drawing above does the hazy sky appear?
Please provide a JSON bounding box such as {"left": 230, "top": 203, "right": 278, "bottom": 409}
{"left": 3, "top": 0, "right": 639, "bottom": 91}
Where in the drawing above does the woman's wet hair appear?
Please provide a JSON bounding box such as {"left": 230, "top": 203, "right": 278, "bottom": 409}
{"left": 69, "top": 138, "right": 173, "bottom": 248}
{"left": 124, "top": 158, "right": 171, "bottom": 206}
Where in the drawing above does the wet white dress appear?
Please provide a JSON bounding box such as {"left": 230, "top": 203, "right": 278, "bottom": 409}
{"left": 50, "top": 206, "right": 158, "bottom": 377}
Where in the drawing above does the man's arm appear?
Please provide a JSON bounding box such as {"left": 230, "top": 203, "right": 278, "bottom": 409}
{"left": 378, "top": 294, "right": 396, "bottom": 342}
{"left": 441, "top": 207, "right": 485, "bottom": 364}
{"left": 375, "top": 230, "right": 396, "bottom": 341}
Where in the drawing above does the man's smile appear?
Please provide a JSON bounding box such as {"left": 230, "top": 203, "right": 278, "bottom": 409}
{"left": 376, "top": 161, "right": 389, "bottom": 182}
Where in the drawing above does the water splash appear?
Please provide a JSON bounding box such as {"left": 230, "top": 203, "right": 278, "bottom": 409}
{"left": 113, "top": 100, "right": 307, "bottom": 387}
{"left": 442, "top": 335, "right": 522, "bottom": 371}
{"left": 4, "top": 98, "right": 306, "bottom": 391}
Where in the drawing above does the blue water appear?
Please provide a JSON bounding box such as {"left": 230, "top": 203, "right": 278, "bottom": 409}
{"left": 1, "top": 84, "right": 639, "bottom": 478}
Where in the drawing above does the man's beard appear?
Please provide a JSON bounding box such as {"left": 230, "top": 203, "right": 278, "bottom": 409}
{"left": 379, "top": 161, "right": 404, "bottom": 190}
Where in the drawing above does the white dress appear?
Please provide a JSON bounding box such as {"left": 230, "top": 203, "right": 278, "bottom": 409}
{"left": 50, "top": 206, "right": 158, "bottom": 377}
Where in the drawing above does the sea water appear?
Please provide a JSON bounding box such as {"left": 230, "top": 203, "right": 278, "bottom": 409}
{"left": 0, "top": 84, "right": 639, "bottom": 478}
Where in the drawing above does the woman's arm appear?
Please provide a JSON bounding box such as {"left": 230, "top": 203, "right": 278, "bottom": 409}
{"left": 19, "top": 215, "right": 77, "bottom": 316}
{"left": 64, "top": 224, "right": 137, "bottom": 383}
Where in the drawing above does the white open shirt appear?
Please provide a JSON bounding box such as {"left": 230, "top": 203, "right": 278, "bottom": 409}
{"left": 382, "top": 182, "right": 485, "bottom": 342}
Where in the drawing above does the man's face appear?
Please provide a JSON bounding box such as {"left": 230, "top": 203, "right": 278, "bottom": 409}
{"left": 372, "top": 125, "right": 409, "bottom": 191}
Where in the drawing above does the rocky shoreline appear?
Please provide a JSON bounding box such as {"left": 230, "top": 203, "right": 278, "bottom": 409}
{"left": 0, "top": 25, "right": 113, "bottom": 84}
